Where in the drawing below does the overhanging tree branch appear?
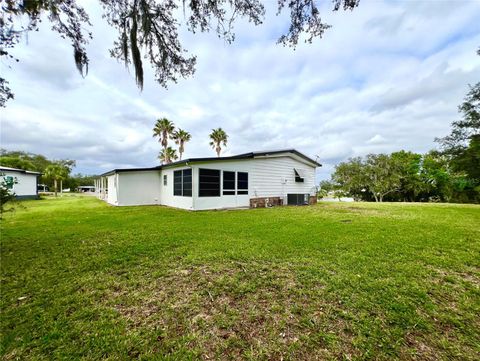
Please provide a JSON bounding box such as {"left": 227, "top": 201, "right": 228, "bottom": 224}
{"left": 1, "top": 0, "right": 360, "bottom": 107}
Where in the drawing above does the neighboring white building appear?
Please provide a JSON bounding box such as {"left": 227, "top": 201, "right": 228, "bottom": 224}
{"left": 96, "top": 149, "right": 320, "bottom": 210}
{"left": 0, "top": 166, "right": 41, "bottom": 199}
{"left": 77, "top": 186, "right": 96, "bottom": 193}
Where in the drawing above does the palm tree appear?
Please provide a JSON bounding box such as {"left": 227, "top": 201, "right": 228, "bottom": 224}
{"left": 44, "top": 163, "right": 68, "bottom": 197}
{"left": 158, "top": 147, "right": 178, "bottom": 164}
{"left": 172, "top": 129, "right": 191, "bottom": 160}
{"left": 209, "top": 128, "right": 228, "bottom": 157}
{"left": 153, "top": 118, "right": 175, "bottom": 154}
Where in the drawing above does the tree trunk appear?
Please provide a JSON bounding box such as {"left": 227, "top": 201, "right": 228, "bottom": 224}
{"left": 373, "top": 193, "right": 379, "bottom": 202}
{"left": 164, "top": 145, "right": 169, "bottom": 164}
{"left": 54, "top": 179, "right": 58, "bottom": 197}
{"left": 179, "top": 142, "right": 184, "bottom": 160}
{"left": 216, "top": 145, "right": 221, "bottom": 157}
{"left": 162, "top": 132, "right": 167, "bottom": 149}
{"left": 60, "top": 180, "right": 63, "bottom": 195}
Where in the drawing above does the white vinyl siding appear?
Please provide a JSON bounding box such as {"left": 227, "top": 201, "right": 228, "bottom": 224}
{"left": 1, "top": 171, "right": 38, "bottom": 197}
{"left": 251, "top": 157, "right": 315, "bottom": 198}
{"left": 117, "top": 171, "right": 161, "bottom": 206}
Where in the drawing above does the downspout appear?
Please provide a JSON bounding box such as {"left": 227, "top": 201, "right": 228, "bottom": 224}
{"left": 157, "top": 169, "right": 161, "bottom": 205}
{"left": 281, "top": 177, "right": 287, "bottom": 205}
{"left": 116, "top": 173, "right": 120, "bottom": 205}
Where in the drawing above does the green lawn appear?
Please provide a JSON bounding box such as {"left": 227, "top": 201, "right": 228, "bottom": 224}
{"left": 1, "top": 196, "right": 479, "bottom": 360}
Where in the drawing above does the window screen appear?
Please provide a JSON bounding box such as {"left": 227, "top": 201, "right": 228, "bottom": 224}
{"left": 183, "top": 169, "right": 192, "bottom": 196}
{"left": 173, "top": 170, "right": 182, "bottom": 196}
{"left": 173, "top": 169, "right": 192, "bottom": 197}
{"left": 199, "top": 168, "right": 220, "bottom": 197}
{"left": 237, "top": 172, "right": 248, "bottom": 195}
{"left": 294, "top": 169, "right": 304, "bottom": 183}
{"left": 287, "top": 194, "right": 309, "bottom": 205}
{"left": 163, "top": 174, "right": 167, "bottom": 186}
{"left": 5, "top": 176, "right": 14, "bottom": 190}
{"left": 223, "top": 171, "right": 235, "bottom": 195}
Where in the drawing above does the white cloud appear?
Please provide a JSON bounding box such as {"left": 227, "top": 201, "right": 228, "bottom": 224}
{"left": 367, "top": 135, "right": 386, "bottom": 145}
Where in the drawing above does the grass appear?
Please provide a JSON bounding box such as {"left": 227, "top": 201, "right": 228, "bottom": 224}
{"left": 1, "top": 195, "right": 479, "bottom": 360}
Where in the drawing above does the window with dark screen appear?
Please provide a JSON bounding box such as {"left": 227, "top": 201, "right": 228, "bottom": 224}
{"left": 223, "top": 171, "right": 235, "bottom": 195}
{"left": 182, "top": 169, "right": 192, "bottom": 196}
{"left": 173, "top": 169, "right": 192, "bottom": 197}
{"left": 173, "top": 170, "right": 182, "bottom": 196}
{"left": 237, "top": 172, "right": 248, "bottom": 195}
{"left": 199, "top": 168, "right": 220, "bottom": 197}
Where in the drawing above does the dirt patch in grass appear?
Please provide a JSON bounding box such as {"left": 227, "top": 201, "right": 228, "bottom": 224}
{"left": 323, "top": 205, "right": 388, "bottom": 218}
{"left": 428, "top": 266, "right": 480, "bottom": 288}
{"left": 108, "top": 262, "right": 358, "bottom": 360}
{"left": 104, "top": 261, "right": 480, "bottom": 360}
{"left": 399, "top": 333, "right": 437, "bottom": 361}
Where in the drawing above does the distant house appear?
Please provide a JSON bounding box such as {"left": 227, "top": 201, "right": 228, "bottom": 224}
{"left": 38, "top": 184, "right": 49, "bottom": 192}
{"left": 77, "top": 186, "right": 95, "bottom": 193}
{"left": 95, "top": 149, "right": 320, "bottom": 210}
{"left": 0, "top": 166, "right": 41, "bottom": 199}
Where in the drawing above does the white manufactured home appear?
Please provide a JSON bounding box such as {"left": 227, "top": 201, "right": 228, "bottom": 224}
{"left": 0, "top": 166, "right": 41, "bottom": 199}
{"left": 95, "top": 149, "right": 320, "bottom": 210}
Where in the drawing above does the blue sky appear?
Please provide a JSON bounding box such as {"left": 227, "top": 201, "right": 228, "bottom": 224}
{"left": 1, "top": 0, "right": 479, "bottom": 181}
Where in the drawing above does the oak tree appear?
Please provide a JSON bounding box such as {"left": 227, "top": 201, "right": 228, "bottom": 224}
{"left": 1, "top": 0, "right": 360, "bottom": 106}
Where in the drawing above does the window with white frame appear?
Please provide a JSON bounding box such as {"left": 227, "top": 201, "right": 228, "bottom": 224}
{"left": 222, "top": 171, "right": 235, "bottom": 195}
{"left": 199, "top": 168, "right": 220, "bottom": 197}
{"left": 173, "top": 169, "right": 192, "bottom": 196}
{"left": 199, "top": 169, "right": 249, "bottom": 197}
{"left": 237, "top": 172, "right": 248, "bottom": 194}
{"left": 294, "top": 168, "right": 305, "bottom": 183}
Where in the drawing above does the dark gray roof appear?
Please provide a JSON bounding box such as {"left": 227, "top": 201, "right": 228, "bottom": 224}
{"left": 99, "top": 149, "right": 321, "bottom": 177}
{"left": 0, "top": 166, "right": 42, "bottom": 175}
{"left": 163, "top": 149, "right": 321, "bottom": 168}
{"left": 99, "top": 166, "right": 161, "bottom": 177}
